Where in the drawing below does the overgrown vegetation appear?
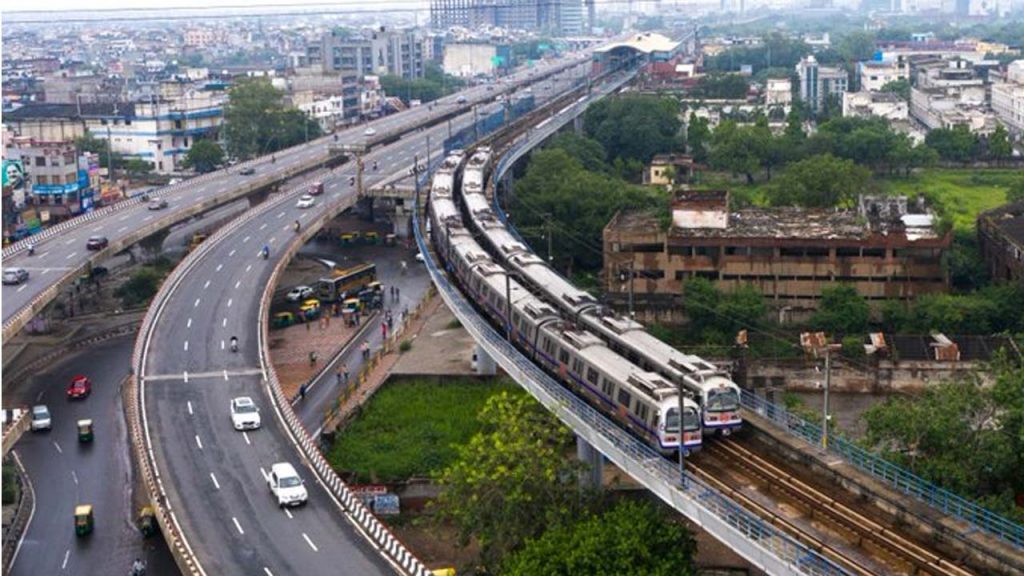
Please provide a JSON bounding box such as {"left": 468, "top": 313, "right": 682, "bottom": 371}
{"left": 326, "top": 378, "right": 518, "bottom": 482}
{"left": 381, "top": 62, "right": 464, "bottom": 105}
{"left": 223, "top": 78, "right": 322, "bottom": 160}
{"left": 2, "top": 461, "right": 19, "bottom": 504}
{"left": 114, "top": 258, "right": 174, "bottom": 308}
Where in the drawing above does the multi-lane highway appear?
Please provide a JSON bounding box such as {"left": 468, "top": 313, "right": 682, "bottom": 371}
{"left": 136, "top": 64, "right": 590, "bottom": 574}
{"left": 1, "top": 54, "right": 591, "bottom": 338}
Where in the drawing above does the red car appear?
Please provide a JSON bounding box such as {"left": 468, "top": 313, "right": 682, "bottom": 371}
{"left": 67, "top": 375, "right": 92, "bottom": 399}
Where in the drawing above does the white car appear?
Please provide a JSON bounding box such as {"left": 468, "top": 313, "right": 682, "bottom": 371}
{"left": 267, "top": 462, "right": 308, "bottom": 507}
{"left": 30, "top": 405, "right": 51, "bottom": 431}
{"left": 363, "top": 127, "right": 377, "bottom": 137}
{"left": 414, "top": 252, "right": 424, "bottom": 263}
{"left": 296, "top": 195, "right": 316, "bottom": 209}
{"left": 230, "top": 397, "right": 261, "bottom": 431}
{"left": 3, "top": 267, "right": 29, "bottom": 285}
{"left": 286, "top": 285, "right": 314, "bottom": 302}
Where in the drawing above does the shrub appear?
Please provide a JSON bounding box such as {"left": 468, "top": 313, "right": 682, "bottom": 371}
{"left": 399, "top": 339, "right": 412, "bottom": 353}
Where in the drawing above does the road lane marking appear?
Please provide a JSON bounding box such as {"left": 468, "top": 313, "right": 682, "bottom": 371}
{"left": 243, "top": 235, "right": 251, "bottom": 243}
{"left": 187, "top": 401, "right": 193, "bottom": 415}
{"left": 41, "top": 268, "right": 51, "bottom": 275}
{"left": 65, "top": 252, "right": 77, "bottom": 260}
{"left": 260, "top": 223, "right": 268, "bottom": 230}
{"left": 65, "top": 239, "right": 76, "bottom": 245}
{"left": 216, "top": 264, "right": 223, "bottom": 272}
{"left": 62, "top": 549, "right": 70, "bottom": 570}
{"left": 195, "top": 435, "right": 203, "bottom": 450}
{"left": 118, "top": 226, "right": 128, "bottom": 233}
{"left": 283, "top": 508, "right": 293, "bottom": 519}
{"left": 203, "top": 280, "right": 211, "bottom": 289}
{"left": 227, "top": 298, "right": 233, "bottom": 307}
{"left": 263, "top": 568, "right": 275, "bottom": 576}
{"left": 260, "top": 467, "right": 268, "bottom": 480}
{"left": 223, "top": 370, "right": 229, "bottom": 381}
{"left": 211, "top": 473, "right": 221, "bottom": 490}
{"left": 277, "top": 211, "right": 286, "bottom": 219}
{"left": 183, "top": 371, "right": 189, "bottom": 383}
{"left": 71, "top": 471, "right": 79, "bottom": 485}
{"left": 119, "top": 214, "right": 130, "bottom": 221}
{"left": 245, "top": 264, "right": 252, "bottom": 272}
{"left": 269, "top": 236, "right": 277, "bottom": 244}
{"left": 53, "top": 441, "right": 62, "bottom": 454}
{"left": 222, "top": 318, "right": 228, "bottom": 327}
{"left": 235, "top": 280, "right": 241, "bottom": 289}
{"left": 194, "top": 298, "right": 201, "bottom": 307}
{"left": 184, "top": 340, "right": 189, "bottom": 351}
{"left": 17, "top": 285, "right": 26, "bottom": 292}
{"left": 221, "top": 340, "right": 225, "bottom": 350}
{"left": 228, "top": 249, "right": 237, "bottom": 257}
{"left": 243, "top": 431, "right": 252, "bottom": 445}
{"left": 187, "top": 318, "right": 192, "bottom": 328}
{"left": 302, "top": 533, "right": 318, "bottom": 551}
{"left": 232, "top": 517, "right": 244, "bottom": 535}
{"left": 143, "top": 215, "right": 153, "bottom": 221}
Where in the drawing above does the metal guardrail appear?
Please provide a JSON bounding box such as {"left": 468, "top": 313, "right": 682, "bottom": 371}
{"left": 410, "top": 190, "right": 848, "bottom": 576}
{"left": 740, "top": 391, "right": 1024, "bottom": 549}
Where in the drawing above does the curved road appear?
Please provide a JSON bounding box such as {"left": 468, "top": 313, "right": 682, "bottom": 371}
{"left": 10, "top": 337, "right": 176, "bottom": 576}
{"left": 1, "top": 54, "right": 591, "bottom": 334}
{"left": 138, "top": 65, "right": 590, "bottom": 575}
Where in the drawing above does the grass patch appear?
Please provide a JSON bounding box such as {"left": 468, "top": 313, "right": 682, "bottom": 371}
{"left": 879, "top": 169, "right": 1014, "bottom": 234}
{"left": 327, "top": 377, "right": 521, "bottom": 483}
{"left": 445, "top": 318, "right": 462, "bottom": 330}
{"left": 2, "top": 461, "right": 20, "bottom": 504}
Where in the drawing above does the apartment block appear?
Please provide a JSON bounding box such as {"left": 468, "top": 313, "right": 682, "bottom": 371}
{"left": 978, "top": 201, "right": 1024, "bottom": 284}
{"left": 991, "top": 60, "right": 1024, "bottom": 136}
{"left": 796, "top": 55, "right": 848, "bottom": 114}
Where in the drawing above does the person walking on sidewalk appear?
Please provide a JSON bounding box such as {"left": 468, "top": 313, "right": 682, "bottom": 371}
{"left": 361, "top": 340, "right": 370, "bottom": 360}
{"left": 341, "top": 363, "right": 349, "bottom": 385}
{"left": 381, "top": 321, "right": 388, "bottom": 340}
{"left": 299, "top": 383, "right": 307, "bottom": 401}
{"left": 309, "top": 350, "right": 318, "bottom": 366}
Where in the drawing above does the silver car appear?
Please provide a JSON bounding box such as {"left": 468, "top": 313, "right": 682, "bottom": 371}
{"left": 2, "top": 267, "right": 29, "bottom": 285}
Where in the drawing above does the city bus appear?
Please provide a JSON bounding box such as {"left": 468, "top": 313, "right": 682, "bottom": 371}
{"left": 317, "top": 262, "right": 377, "bottom": 302}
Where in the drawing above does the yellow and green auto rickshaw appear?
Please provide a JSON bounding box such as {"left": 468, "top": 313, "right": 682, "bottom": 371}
{"left": 340, "top": 232, "right": 360, "bottom": 246}
{"left": 77, "top": 419, "right": 94, "bottom": 442}
{"left": 364, "top": 231, "right": 380, "bottom": 245}
{"left": 75, "top": 505, "right": 94, "bottom": 536}
{"left": 342, "top": 298, "right": 362, "bottom": 315}
{"left": 138, "top": 506, "right": 157, "bottom": 538}
{"left": 272, "top": 311, "right": 295, "bottom": 329}
{"left": 299, "top": 299, "right": 321, "bottom": 320}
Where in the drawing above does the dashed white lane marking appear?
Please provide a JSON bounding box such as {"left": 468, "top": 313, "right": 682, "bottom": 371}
{"left": 61, "top": 549, "right": 70, "bottom": 570}
{"left": 223, "top": 370, "right": 229, "bottom": 381}
{"left": 243, "top": 235, "right": 251, "bottom": 243}
{"left": 229, "top": 249, "right": 237, "bottom": 257}
{"left": 194, "top": 298, "right": 201, "bottom": 307}
{"left": 210, "top": 473, "right": 221, "bottom": 490}
{"left": 92, "top": 225, "right": 103, "bottom": 232}
{"left": 245, "top": 264, "right": 252, "bottom": 272}
{"left": 232, "top": 517, "right": 244, "bottom": 535}
{"left": 269, "top": 236, "right": 277, "bottom": 244}
{"left": 187, "top": 318, "right": 192, "bottom": 328}
{"left": 65, "top": 239, "right": 76, "bottom": 245}
{"left": 216, "top": 264, "right": 223, "bottom": 272}
{"left": 221, "top": 340, "right": 225, "bottom": 350}
{"left": 187, "top": 401, "right": 193, "bottom": 415}
{"left": 235, "top": 280, "right": 241, "bottom": 289}
{"left": 222, "top": 318, "right": 228, "bottom": 327}
{"left": 260, "top": 223, "right": 268, "bottom": 230}
{"left": 143, "top": 215, "right": 153, "bottom": 221}
{"left": 203, "top": 280, "right": 211, "bottom": 289}
{"left": 118, "top": 226, "right": 128, "bottom": 233}
{"left": 41, "top": 268, "right": 52, "bottom": 275}
{"left": 263, "top": 567, "right": 275, "bottom": 576}
{"left": 65, "top": 252, "right": 77, "bottom": 260}
{"left": 71, "top": 470, "right": 79, "bottom": 485}
{"left": 184, "top": 340, "right": 189, "bottom": 351}
{"left": 53, "top": 441, "right": 63, "bottom": 454}
{"left": 283, "top": 508, "right": 293, "bottom": 519}
{"left": 195, "top": 435, "right": 203, "bottom": 450}
{"left": 302, "top": 533, "right": 318, "bottom": 552}
{"left": 17, "top": 285, "right": 26, "bottom": 293}
{"left": 243, "top": 431, "right": 252, "bottom": 446}
{"left": 119, "top": 214, "right": 130, "bottom": 221}
{"left": 276, "top": 211, "right": 286, "bottom": 219}
{"left": 227, "top": 298, "right": 233, "bottom": 308}
{"left": 260, "top": 466, "right": 268, "bottom": 481}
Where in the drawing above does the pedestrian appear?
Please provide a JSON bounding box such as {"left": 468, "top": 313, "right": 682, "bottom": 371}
{"left": 299, "top": 383, "right": 307, "bottom": 401}
{"left": 341, "top": 363, "right": 349, "bottom": 385}
{"left": 309, "top": 350, "right": 318, "bottom": 365}
{"left": 336, "top": 371, "right": 343, "bottom": 385}
{"left": 387, "top": 316, "right": 394, "bottom": 331}
{"left": 361, "top": 340, "right": 370, "bottom": 360}
{"left": 324, "top": 313, "right": 330, "bottom": 328}
{"left": 355, "top": 311, "right": 361, "bottom": 326}
{"left": 381, "top": 321, "right": 388, "bottom": 339}
{"left": 306, "top": 318, "right": 311, "bottom": 332}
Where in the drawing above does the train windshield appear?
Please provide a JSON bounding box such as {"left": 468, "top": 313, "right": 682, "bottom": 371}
{"left": 706, "top": 387, "right": 739, "bottom": 412}
{"left": 665, "top": 408, "right": 701, "bottom": 432}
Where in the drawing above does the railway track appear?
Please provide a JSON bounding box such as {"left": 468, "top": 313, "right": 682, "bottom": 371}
{"left": 691, "top": 439, "right": 975, "bottom": 576}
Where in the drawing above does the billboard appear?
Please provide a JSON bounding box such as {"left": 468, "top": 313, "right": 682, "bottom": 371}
{"left": 3, "top": 160, "right": 26, "bottom": 189}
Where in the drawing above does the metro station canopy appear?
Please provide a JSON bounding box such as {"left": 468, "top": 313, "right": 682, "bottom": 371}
{"left": 593, "top": 32, "right": 682, "bottom": 64}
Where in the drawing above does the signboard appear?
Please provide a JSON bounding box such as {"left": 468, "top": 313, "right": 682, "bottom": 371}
{"left": 3, "top": 160, "right": 26, "bottom": 189}
{"left": 372, "top": 494, "right": 400, "bottom": 515}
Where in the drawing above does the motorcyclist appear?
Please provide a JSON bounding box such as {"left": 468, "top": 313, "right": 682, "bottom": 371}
{"left": 261, "top": 245, "right": 270, "bottom": 259}
{"left": 230, "top": 336, "right": 238, "bottom": 352}
{"left": 293, "top": 220, "right": 300, "bottom": 233}
{"left": 348, "top": 176, "right": 355, "bottom": 186}
{"left": 372, "top": 160, "right": 378, "bottom": 171}
{"left": 130, "top": 558, "right": 146, "bottom": 575}
{"left": 27, "top": 243, "right": 35, "bottom": 256}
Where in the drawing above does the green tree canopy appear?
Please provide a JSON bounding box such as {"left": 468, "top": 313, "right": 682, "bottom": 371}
{"left": 690, "top": 73, "right": 750, "bottom": 99}
{"left": 988, "top": 124, "right": 1012, "bottom": 163}
{"left": 879, "top": 78, "right": 911, "bottom": 101}
{"left": 709, "top": 119, "right": 769, "bottom": 184}
{"left": 182, "top": 139, "right": 224, "bottom": 173}
{"left": 223, "top": 78, "right": 321, "bottom": 160}
{"left": 812, "top": 285, "right": 870, "bottom": 334}
{"left": 686, "top": 112, "right": 711, "bottom": 164}
{"left": 583, "top": 94, "right": 682, "bottom": 165}
{"left": 682, "top": 278, "right": 766, "bottom": 345}
{"left": 1008, "top": 172, "right": 1024, "bottom": 204}
{"left": 768, "top": 153, "right": 871, "bottom": 208}
{"left": 501, "top": 500, "right": 697, "bottom": 576}
{"left": 434, "top": 391, "right": 582, "bottom": 569}
{"left": 925, "top": 125, "right": 980, "bottom": 163}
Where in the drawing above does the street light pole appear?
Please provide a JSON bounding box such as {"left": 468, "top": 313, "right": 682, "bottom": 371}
{"left": 678, "top": 382, "right": 686, "bottom": 487}
{"left": 505, "top": 271, "right": 512, "bottom": 341}
{"left": 822, "top": 346, "right": 833, "bottom": 450}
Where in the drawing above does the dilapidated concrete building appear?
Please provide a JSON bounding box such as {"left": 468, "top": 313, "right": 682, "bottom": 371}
{"left": 977, "top": 201, "right": 1024, "bottom": 284}
{"left": 603, "top": 190, "right": 951, "bottom": 321}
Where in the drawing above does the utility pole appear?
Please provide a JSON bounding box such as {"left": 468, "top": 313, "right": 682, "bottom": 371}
{"left": 545, "top": 214, "right": 553, "bottom": 263}
{"left": 505, "top": 272, "right": 512, "bottom": 341}
{"left": 619, "top": 263, "right": 634, "bottom": 318}
{"left": 801, "top": 332, "right": 840, "bottom": 450}
{"left": 678, "top": 383, "right": 686, "bottom": 487}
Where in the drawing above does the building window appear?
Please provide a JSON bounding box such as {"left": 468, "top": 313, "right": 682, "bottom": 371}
{"left": 35, "top": 157, "right": 46, "bottom": 167}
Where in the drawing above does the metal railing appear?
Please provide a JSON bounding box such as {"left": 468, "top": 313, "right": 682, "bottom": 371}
{"left": 740, "top": 390, "right": 1024, "bottom": 549}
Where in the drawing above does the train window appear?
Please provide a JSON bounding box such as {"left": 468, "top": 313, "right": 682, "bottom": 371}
{"left": 601, "top": 378, "right": 614, "bottom": 397}
{"left": 585, "top": 368, "right": 598, "bottom": 385}
{"left": 617, "top": 389, "right": 631, "bottom": 409}
{"left": 572, "top": 359, "right": 582, "bottom": 375}
{"left": 558, "top": 349, "right": 570, "bottom": 364}
{"left": 543, "top": 338, "right": 553, "bottom": 355}
{"left": 512, "top": 312, "right": 521, "bottom": 327}
{"left": 637, "top": 404, "right": 648, "bottom": 422}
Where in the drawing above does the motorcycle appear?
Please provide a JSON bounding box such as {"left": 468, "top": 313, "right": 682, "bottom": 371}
{"left": 27, "top": 244, "right": 35, "bottom": 256}
{"left": 261, "top": 246, "right": 270, "bottom": 260}
{"left": 230, "top": 338, "right": 238, "bottom": 353}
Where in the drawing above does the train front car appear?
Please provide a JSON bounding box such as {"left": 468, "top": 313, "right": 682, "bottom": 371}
{"left": 698, "top": 373, "right": 743, "bottom": 436}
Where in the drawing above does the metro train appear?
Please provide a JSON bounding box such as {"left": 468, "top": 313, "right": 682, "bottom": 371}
{"left": 459, "top": 148, "right": 743, "bottom": 436}
{"left": 428, "top": 150, "right": 702, "bottom": 456}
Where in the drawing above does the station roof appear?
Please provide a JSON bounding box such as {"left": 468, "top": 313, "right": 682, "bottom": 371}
{"left": 594, "top": 33, "right": 680, "bottom": 55}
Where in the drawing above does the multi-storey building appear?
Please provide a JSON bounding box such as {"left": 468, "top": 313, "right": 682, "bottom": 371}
{"left": 429, "top": 0, "right": 587, "bottom": 35}
{"left": 857, "top": 58, "right": 910, "bottom": 92}
{"left": 909, "top": 58, "right": 997, "bottom": 134}
{"left": 5, "top": 138, "right": 96, "bottom": 221}
{"left": 313, "top": 27, "right": 426, "bottom": 81}
{"left": 991, "top": 60, "right": 1024, "bottom": 137}
{"left": 603, "top": 190, "right": 950, "bottom": 318}
{"left": 796, "top": 55, "right": 848, "bottom": 114}
{"left": 764, "top": 78, "right": 792, "bottom": 107}
{"left": 842, "top": 91, "right": 909, "bottom": 122}
{"left": 978, "top": 201, "right": 1024, "bottom": 284}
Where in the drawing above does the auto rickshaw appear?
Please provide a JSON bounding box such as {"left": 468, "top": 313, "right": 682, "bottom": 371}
{"left": 75, "top": 505, "right": 94, "bottom": 536}
{"left": 340, "top": 232, "right": 359, "bottom": 246}
{"left": 367, "top": 281, "right": 383, "bottom": 294}
{"left": 342, "top": 298, "right": 362, "bottom": 314}
{"left": 138, "top": 506, "right": 157, "bottom": 538}
{"left": 384, "top": 234, "right": 397, "bottom": 246}
{"left": 77, "top": 419, "right": 94, "bottom": 442}
{"left": 299, "top": 299, "right": 321, "bottom": 320}
{"left": 272, "top": 311, "right": 295, "bottom": 329}
{"left": 364, "top": 231, "right": 379, "bottom": 245}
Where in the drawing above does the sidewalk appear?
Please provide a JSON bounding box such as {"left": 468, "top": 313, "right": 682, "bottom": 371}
{"left": 267, "top": 310, "right": 370, "bottom": 401}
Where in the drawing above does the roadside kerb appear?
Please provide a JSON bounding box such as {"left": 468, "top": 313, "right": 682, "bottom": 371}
{"left": 256, "top": 170, "right": 433, "bottom": 576}
{"left": 2, "top": 149, "right": 331, "bottom": 342}
{"left": 1, "top": 451, "right": 35, "bottom": 573}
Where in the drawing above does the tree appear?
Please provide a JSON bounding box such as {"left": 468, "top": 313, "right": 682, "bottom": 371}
{"left": 434, "top": 391, "right": 582, "bottom": 569}
{"left": 223, "top": 78, "right": 285, "bottom": 160}
{"left": 691, "top": 73, "right": 750, "bottom": 99}
{"left": 925, "top": 125, "right": 980, "bottom": 163}
{"left": 988, "top": 124, "right": 1012, "bottom": 164}
{"left": 501, "top": 500, "right": 697, "bottom": 576}
{"left": 547, "top": 133, "right": 607, "bottom": 173}
{"left": 584, "top": 95, "right": 682, "bottom": 165}
{"left": 115, "top": 268, "right": 163, "bottom": 307}
{"left": 709, "top": 120, "right": 769, "bottom": 184}
{"left": 686, "top": 112, "right": 711, "bottom": 164}
{"left": 768, "top": 154, "right": 871, "bottom": 208}
{"left": 682, "top": 279, "right": 765, "bottom": 345}
{"left": 812, "top": 285, "right": 870, "bottom": 334}
{"left": 182, "top": 139, "right": 224, "bottom": 173}
{"left": 1008, "top": 173, "right": 1024, "bottom": 203}
{"left": 123, "top": 158, "right": 153, "bottom": 176}
{"left": 879, "top": 79, "right": 912, "bottom": 101}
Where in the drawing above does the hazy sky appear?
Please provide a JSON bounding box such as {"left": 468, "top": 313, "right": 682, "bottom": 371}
{"left": 5, "top": 0, "right": 429, "bottom": 14}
